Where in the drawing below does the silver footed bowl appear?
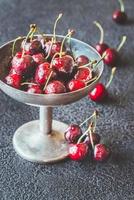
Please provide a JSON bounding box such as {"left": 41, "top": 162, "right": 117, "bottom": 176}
{"left": 0, "top": 35, "right": 104, "bottom": 163}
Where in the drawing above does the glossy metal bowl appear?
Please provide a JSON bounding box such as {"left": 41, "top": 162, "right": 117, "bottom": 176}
{"left": 0, "top": 35, "right": 104, "bottom": 163}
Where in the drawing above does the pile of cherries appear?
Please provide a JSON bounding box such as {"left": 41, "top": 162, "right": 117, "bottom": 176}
{"left": 5, "top": 15, "right": 97, "bottom": 95}
{"left": 64, "top": 111, "right": 110, "bottom": 161}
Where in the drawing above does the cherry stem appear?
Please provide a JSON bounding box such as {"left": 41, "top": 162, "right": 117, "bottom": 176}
{"left": 78, "top": 60, "right": 97, "bottom": 69}
{"left": 94, "top": 21, "right": 104, "bottom": 44}
{"left": 117, "top": 36, "right": 127, "bottom": 52}
{"left": 12, "top": 36, "right": 22, "bottom": 57}
{"left": 21, "top": 24, "right": 37, "bottom": 57}
{"left": 21, "top": 82, "right": 38, "bottom": 86}
{"left": 89, "top": 124, "right": 95, "bottom": 150}
{"left": 30, "top": 27, "right": 37, "bottom": 41}
{"left": 79, "top": 110, "right": 98, "bottom": 127}
{"left": 53, "top": 13, "right": 63, "bottom": 43}
{"left": 86, "top": 76, "right": 98, "bottom": 85}
{"left": 106, "top": 67, "right": 116, "bottom": 88}
{"left": 77, "top": 129, "right": 88, "bottom": 144}
{"left": 118, "top": 0, "right": 125, "bottom": 12}
{"left": 59, "top": 30, "right": 74, "bottom": 58}
{"left": 45, "top": 37, "right": 54, "bottom": 59}
{"left": 43, "top": 52, "right": 59, "bottom": 91}
{"left": 92, "top": 53, "right": 106, "bottom": 72}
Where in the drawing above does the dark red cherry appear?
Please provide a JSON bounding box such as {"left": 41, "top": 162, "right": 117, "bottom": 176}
{"left": 12, "top": 54, "right": 35, "bottom": 75}
{"left": 88, "top": 83, "right": 107, "bottom": 102}
{"left": 94, "top": 144, "right": 110, "bottom": 161}
{"left": 64, "top": 124, "right": 82, "bottom": 143}
{"left": 45, "top": 41, "right": 62, "bottom": 58}
{"left": 32, "top": 53, "right": 45, "bottom": 65}
{"left": 52, "top": 55, "right": 74, "bottom": 74}
{"left": 84, "top": 133, "right": 100, "bottom": 147}
{"left": 76, "top": 55, "right": 89, "bottom": 66}
{"left": 112, "top": 10, "right": 127, "bottom": 24}
{"left": 27, "top": 84, "right": 42, "bottom": 94}
{"left": 74, "top": 67, "right": 92, "bottom": 82}
{"left": 69, "top": 143, "right": 89, "bottom": 161}
{"left": 5, "top": 73, "right": 21, "bottom": 89}
{"left": 21, "top": 39, "right": 42, "bottom": 55}
{"left": 35, "top": 62, "right": 55, "bottom": 86}
{"left": 103, "top": 48, "right": 118, "bottom": 66}
{"left": 44, "top": 80, "right": 66, "bottom": 94}
{"left": 95, "top": 43, "right": 109, "bottom": 55}
{"left": 68, "top": 79, "right": 86, "bottom": 92}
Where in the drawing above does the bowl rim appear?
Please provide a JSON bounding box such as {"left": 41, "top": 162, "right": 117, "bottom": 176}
{"left": 0, "top": 34, "right": 104, "bottom": 97}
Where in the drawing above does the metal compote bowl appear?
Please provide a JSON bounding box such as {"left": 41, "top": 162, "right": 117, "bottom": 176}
{"left": 0, "top": 35, "right": 104, "bottom": 163}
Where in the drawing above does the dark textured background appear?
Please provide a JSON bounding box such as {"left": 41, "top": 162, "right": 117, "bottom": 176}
{"left": 0, "top": 0, "right": 134, "bottom": 199}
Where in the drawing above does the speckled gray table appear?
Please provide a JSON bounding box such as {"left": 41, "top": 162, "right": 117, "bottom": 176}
{"left": 0, "top": 0, "right": 134, "bottom": 199}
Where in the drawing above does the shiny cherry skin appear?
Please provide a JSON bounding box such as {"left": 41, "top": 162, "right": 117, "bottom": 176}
{"left": 103, "top": 48, "right": 118, "bottom": 66}
{"left": 95, "top": 43, "right": 109, "bottom": 55}
{"left": 69, "top": 143, "right": 89, "bottom": 161}
{"left": 68, "top": 79, "right": 86, "bottom": 92}
{"left": 21, "top": 39, "right": 43, "bottom": 55}
{"left": 27, "top": 84, "right": 42, "bottom": 94}
{"left": 84, "top": 133, "right": 101, "bottom": 147}
{"left": 52, "top": 55, "right": 74, "bottom": 74}
{"left": 44, "top": 80, "right": 66, "bottom": 94}
{"left": 88, "top": 83, "right": 107, "bottom": 102}
{"left": 35, "top": 62, "right": 55, "bottom": 86}
{"left": 45, "top": 40, "right": 61, "bottom": 57}
{"left": 12, "top": 54, "right": 35, "bottom": 75}
{"left": 74, "top": 67, "right": 92, "bottom": 82}
{"left": 64, "top": 124, "right": 82, "bottom": 143}
{"left": 5, "top": 73, "right": 21, "bottom": 89}
{"left": 94, "top": 144, "right": 110, "bottom": 161}
{"left": 76, "top": 55, "right": 89, "bottom": 66}
{"left": 112, "top": 10, "right": 127, "bottom": 24}
{"left": 32, "top": 53, "right": 45, "bottom": 65}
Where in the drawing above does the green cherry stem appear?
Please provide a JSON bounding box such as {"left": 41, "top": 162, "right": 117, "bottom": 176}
{"left": 118, "top": 0, "right": 125, "bottom": 12}
{"left": 94, "top": 21, "right": 104, "bottom": 44}
{"left": 106, "top": 67, "right": 116, "bottom": 88}
{"left": 79, "top": 110, "right": 98, "bottom": 127}
{"left": 117, "top": 35, "right": 127, "bottom": 52}
{"left": 78, "top": 60, "right": 97, "bottom": 69}
{"left": 21, "top": 82, "right": 38, "bottom": 86}
{"left": 77, "top": 129, "right": 88, "bottom": 144}
{"left": 45, "top": 37, "right": 54, "bottom": 60}
{"left": 12, "top": 36, "right": 22, "bottom": 57}
{"left": 53, "top": 13, "right": 63, "bottom": 43}
{"left": 89, "top": 123, "right": 95, "bottom": 150}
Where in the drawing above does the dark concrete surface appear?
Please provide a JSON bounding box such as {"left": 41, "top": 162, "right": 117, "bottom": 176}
{"left": 0, "top": 0, "right": 134, "bottom": 199}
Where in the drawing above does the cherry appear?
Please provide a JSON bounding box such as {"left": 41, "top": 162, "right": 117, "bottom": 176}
{"left": 32, "top": 53, "right": 45, "bottom": 65}
{"left": 75, "top": 55, "right": 89, "bottom": 66}
{"left": 112, "top": 0, "right": 127, "bottom": 24}
{"left": 103, "top": 36, "right": 127, "bottom": 66}
{"left": 74, "top": 67, "right": 92, "bottom": 82}
{"left": 64, "top": 124, "right": 82, "bottom": 143}
{"left": 84, "top": 133, "right": 100, "bottom": 147}
{"left": 52, "top": 55, "right": 74, "bottom": 74}
{"left": 94, "top": 21, "right": 109, "bottom": 55}
{"left": 94, "top": 144, "right": 110, "bottom": 161}
{"left": 5, "top": 73, "right": 21, "bottom": 89}
{"left": 44, "top": 80, "right": 66, "bottom": 94}
{"left": 27, "top": 84, "right": 42, "bottom": 94}
{"left": 69, "top": 143, "right": 89, "bottom": 161}
{"left": 67, "top": 79, "right": 86, "bottom": 92}
{"left": 12, "top": 54, "right": 35, "bottom": 75}
{"left": 21, "top": 39, "right": 42, "bottom": 55}
{"left": 35, "top": 62, "right": 55, "bottom": 86}
{"left": 88, "top": 67, "right": 116, "bottom": 102}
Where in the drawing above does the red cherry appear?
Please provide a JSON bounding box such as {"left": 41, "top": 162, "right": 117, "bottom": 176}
{"left": 52, "top": 55, "right": 74, "bottom": 74}
{"left": 74, "top": 67, "right": 92, "bottom": 82}
{"left": 94, "top": 144, "right": 110, "bottom": 161}
{"left": 112, "top": 10, "right": 127, "bottom": 24}
{"left": 32, "top": 53, "right": 45, "bottom": 65}
{"left": 69, "top": 143, "right": 89, "bottom": 161}
{"left": 44, "top": 80, "right": 66, "bottom": 94}
{"left": 68, "top": 79, "right": 86, "bottom": 92}
{"left": 64, "top": 124, "right": 82, "bottom": 143}
{"left": 76, "top": 55, "right": 89, "bottom": 66}
{"left": 88, "top": 83, "right": 107, "bottom": 102}
{"left": 5, "top": 73, "right": 21, "bottom": 89}
{"left": 95, "top": 43, "right": 109, "bottom": 55}
{"left": 35, "top": 62, "right": 55, "bottom": 86}
{"left": 27, "top": 84, "right": 42, "bottom": 94}
{"left": 21, "top": 39, "right": 43, "bottom": 55}
{"left": 84, "top": 133, "right": 100, "bottom": 147}
{"left": 45, "top": 41, "right": 61, "bottom": 58}
{"left": 103, "top": 48, "right": 118, "bottom": 66}
{"left": 12, "top": 54, "right": 35, "bottom": 75}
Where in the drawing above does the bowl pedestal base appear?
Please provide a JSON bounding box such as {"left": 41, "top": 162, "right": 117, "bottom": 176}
{"left": 13, "top": 107, "right": 69, "bottom": 163}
